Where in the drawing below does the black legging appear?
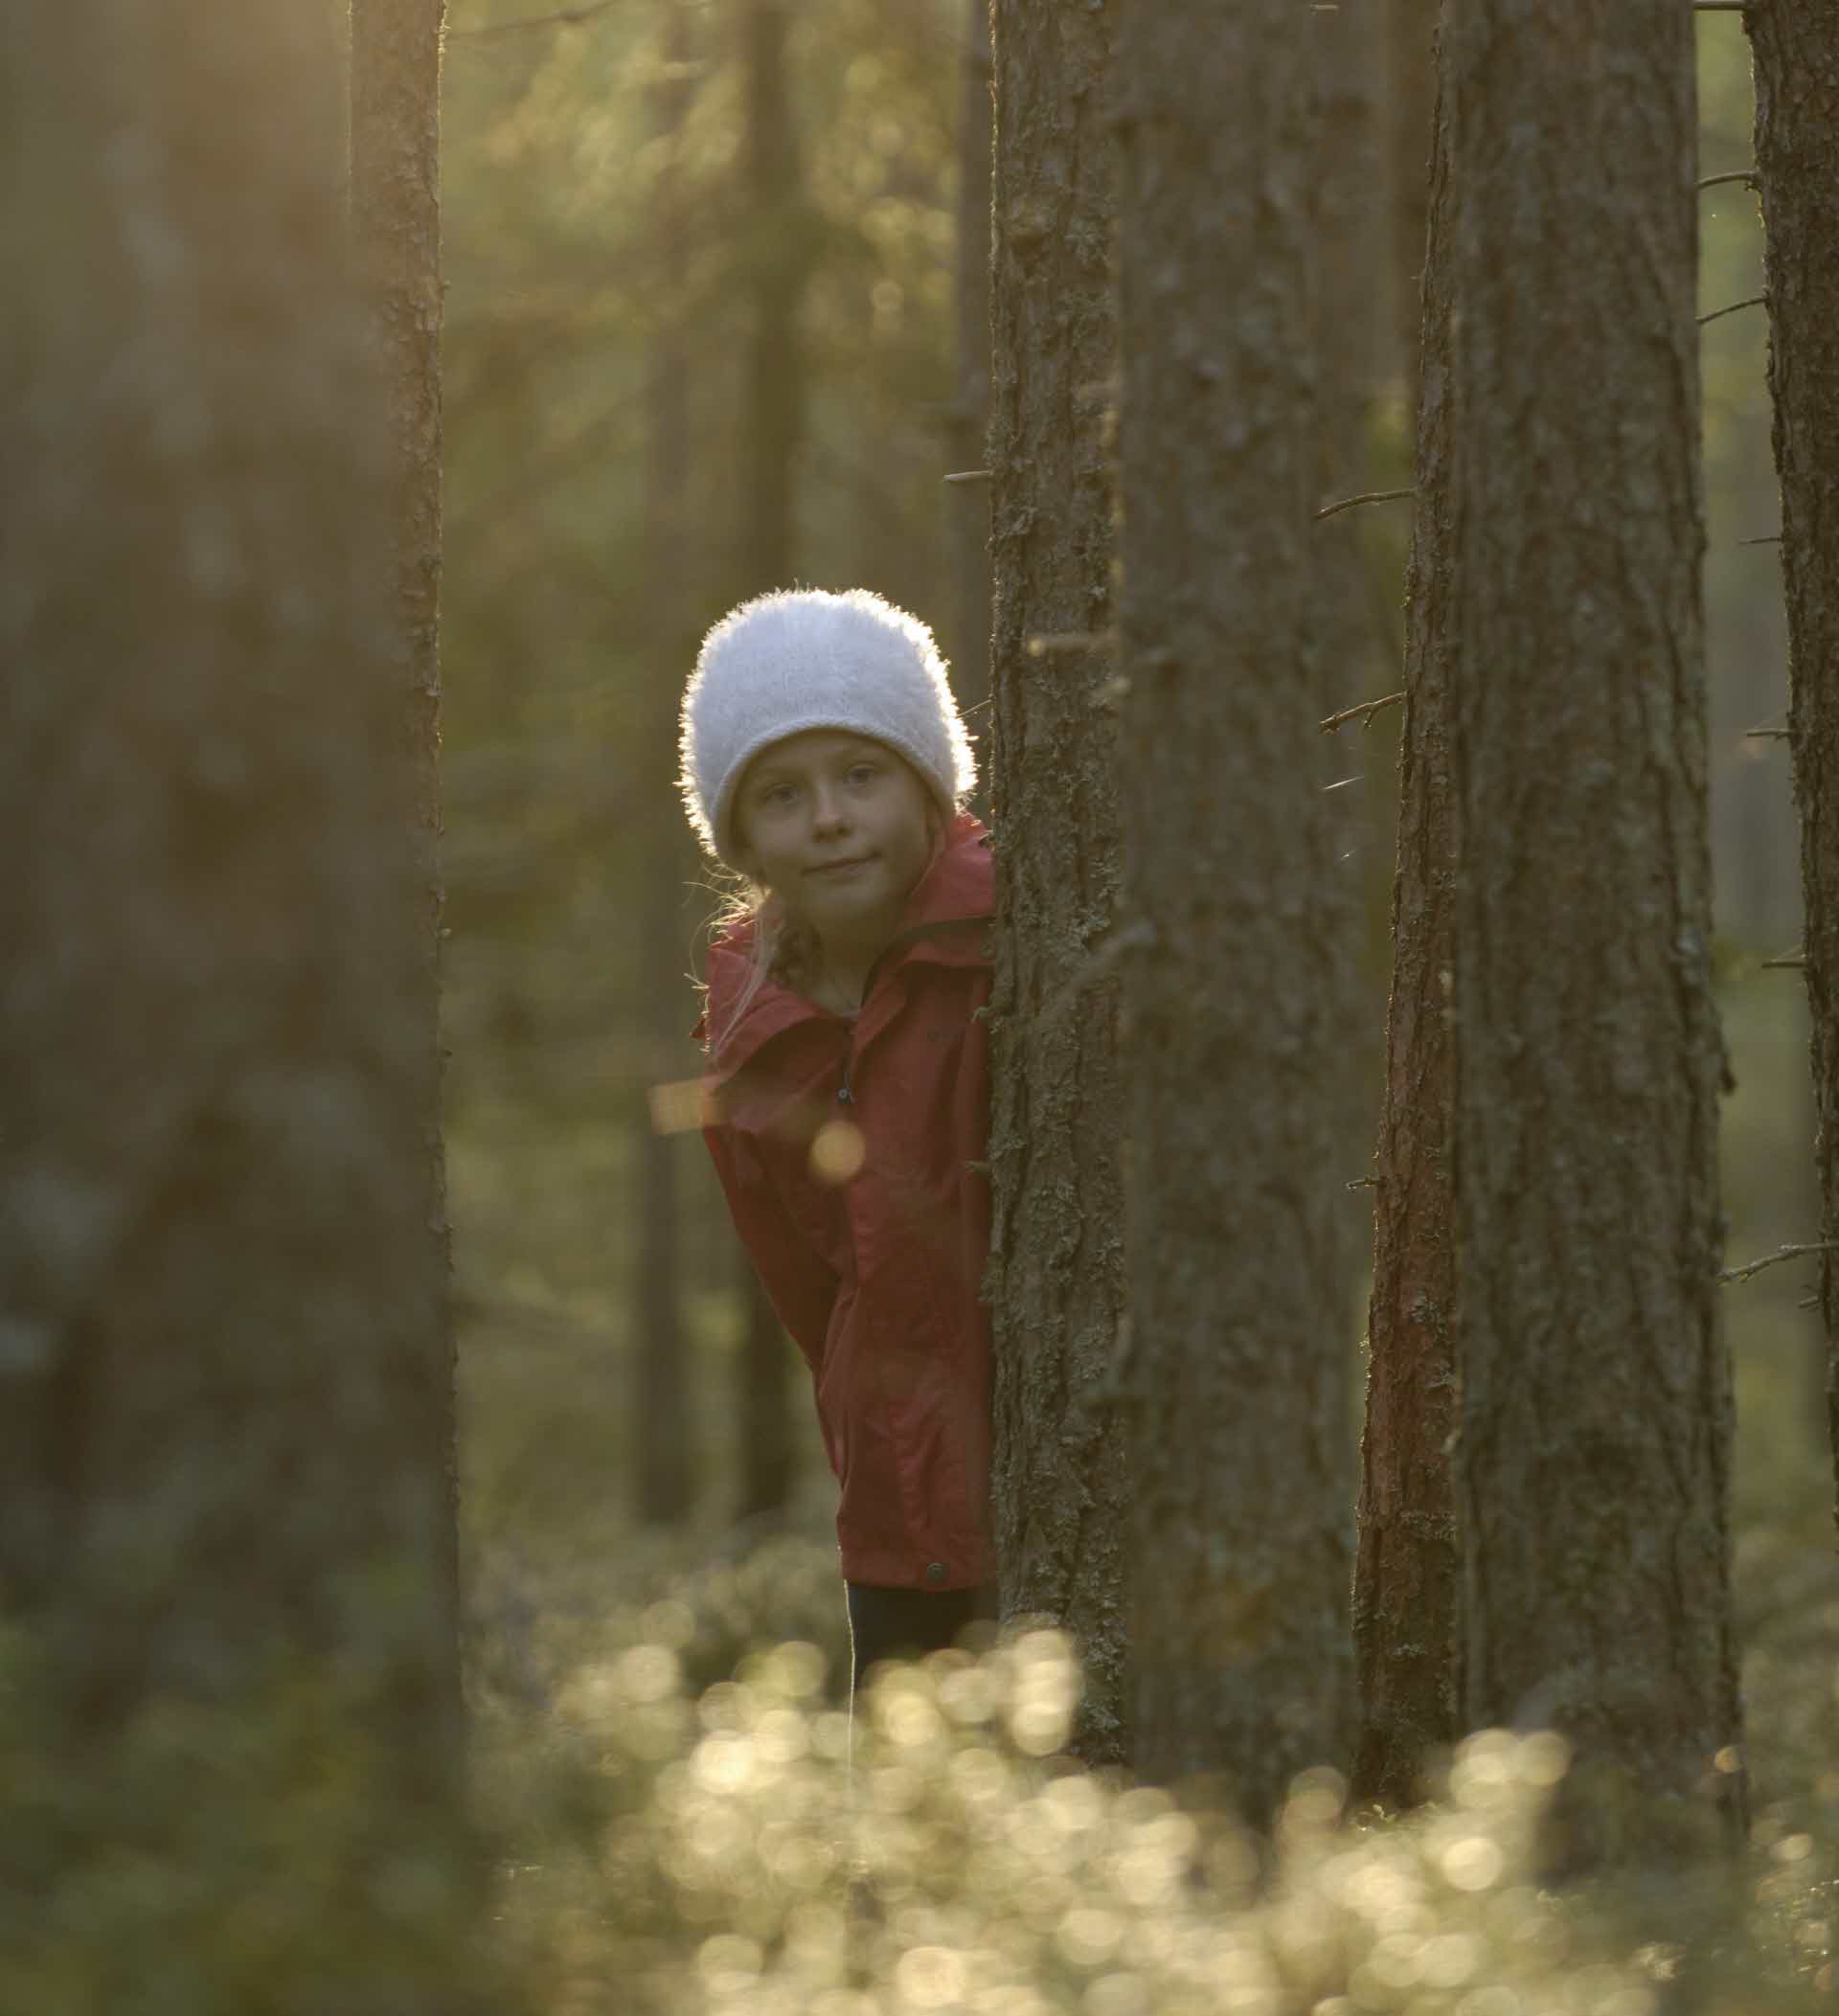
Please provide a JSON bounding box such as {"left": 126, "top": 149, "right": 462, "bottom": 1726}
{"left": 846, "top": 1581, "right": 999, "bottom": 1691}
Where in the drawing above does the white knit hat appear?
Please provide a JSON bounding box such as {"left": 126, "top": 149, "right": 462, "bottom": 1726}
{"left": 679, "top": 587, "right": 976, "bottom": 864}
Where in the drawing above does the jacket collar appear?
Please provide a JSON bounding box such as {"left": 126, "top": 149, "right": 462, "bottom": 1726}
{"left": 702, "top": 812, "right": 991, "bottom": 1082}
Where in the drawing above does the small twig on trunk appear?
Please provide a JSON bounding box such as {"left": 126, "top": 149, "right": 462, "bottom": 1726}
{"left": 1739, "top": 533, "right": 1782, "bottom": 546}
{"left": 1699, "top": 294, "right": 1767, "bottom": 327}
{"left": 1315, "top": 487, "right": 1414, "bottom": 524}
{"left": 1698, "top": 170, "right": 1759, "bottom": 192}
{"left": 943, "top": 468, "right": 993, "bottom": 486}
{"left": 1347, "top": 1175, "right": 1378, "bottom": 1192}
{"left": 1320, "top": 690, "right": 1405, "bottom": 734}
{"left": 1744, "top": 720, "right": 1790, "bottom": 741}
{"left": 1761, "top": 949, "right": 1806, "bottom": 971}
{"left": 1719, "top": 1241, "right": 1839, "bottom": 1286}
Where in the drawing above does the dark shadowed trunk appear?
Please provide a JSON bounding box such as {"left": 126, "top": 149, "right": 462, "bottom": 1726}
{"left": 1115, "top": 0, "right": 1351, "bottom": 1809}
{"left": 1747, "top": 3, "right": 1839, "bottom": 1524}
{"left": 1445, "top": 0, "right": 1740, "bottom": 1860}
{"left": 636, "top": 1, "right": 698, "bottom": 1528}
{"left": 733, "top": 0, "right": 806, "bottom": 1521}
{"left": 0, "top": 0, "right": 472, "bottom": 1990}
{"left": 1352, "top": 57, "right": 1461, "bottom": 1811}
{"left": 986, "top": 0, "right": 1129, "bottom": 1763}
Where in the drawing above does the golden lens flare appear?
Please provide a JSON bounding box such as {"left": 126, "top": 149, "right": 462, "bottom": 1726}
{"left": 809, "top": 1119, "right": 866, "bottom": 1185}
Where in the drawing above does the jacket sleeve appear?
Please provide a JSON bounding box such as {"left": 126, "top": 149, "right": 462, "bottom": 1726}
{"left": 703, "top": 1122, "right": 838, "bottom": 1375}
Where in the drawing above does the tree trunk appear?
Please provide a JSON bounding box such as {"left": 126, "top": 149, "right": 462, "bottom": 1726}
{"left": 0, "top": 0, "right": 470, "bottom": 1988}
{"left": 985, "top": 0, "right": 1129, "bottom": 1765}
{"left": 1385, "top": 0, "right": 1437, "bottom": 422}
{"left": 1114, "top": 0, "right": 1351, "bottom": 1810}
{"left": 1312, "top": 0, "right": 1387, "bottom": 1466}
{"left": 636, "top": 1, "right": 699, "bottom": 1529}
{"left": 349, "top": 0, "right": 459, "bottom": 1709}
{"left": 1747, "top": 3, "right": 1839, "bottom": 1524}
{"left": 733, "top": 0, "right": 805, "bottom": 1519}
{"left": 945, "top": 0, "right": 994, "bottom": 745}
{"left": 1445, "top": 0, "right": 1740, "bottom": 1860}
{"left": 1352, "top": 59, "right": 1461, "bottom": 1812}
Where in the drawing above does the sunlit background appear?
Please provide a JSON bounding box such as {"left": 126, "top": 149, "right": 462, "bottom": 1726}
{"left": 429, "top": 6, "right": 1835, "bottom": 2005}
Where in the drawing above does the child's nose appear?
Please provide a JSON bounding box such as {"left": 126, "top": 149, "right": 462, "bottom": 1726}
{"left": 810, "top": 782, "right": 849, "bottom": 830}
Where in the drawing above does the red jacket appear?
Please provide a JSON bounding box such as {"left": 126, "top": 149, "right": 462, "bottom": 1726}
{"left": 699, "top": 815, "right": 995, "bottom": 1590}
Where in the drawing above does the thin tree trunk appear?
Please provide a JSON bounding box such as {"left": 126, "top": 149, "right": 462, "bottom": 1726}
{"left": 1115, "top": 0, "right": 1351, "bottom": 1809}
{"left": 636, "top": 1, "right": 698, "bottom": 1528}
{"left": 986, "top": 0, "right": 1129, "bottom": 1765}
{"left": 1312, "top": 0, "right": 1386, "bottom": 1467}
{"left": 349, "top": 0, "right": 459, "bottom": 1731}
{"left": 1385, "top": 0, "right": 1437, "bottom": 423}
{"left": 733, "top": 0, "right": 805, "bottom": 1518}
{"left": 1352, "top": 54, "right": 1460, "bottom": 1812}
{"left": 0, "top": 0, "right": 470, "bottom": 1983}
{"left": 946, "top": 0, "right": 994, "bottom": 745}
{"left": 1445, "top": 0, "right": 1740, "bottom": 1860}
{"left": 1747, "top": 2, "right": 1839, "bottom": 1521}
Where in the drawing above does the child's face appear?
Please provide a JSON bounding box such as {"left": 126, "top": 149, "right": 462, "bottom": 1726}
{"left": 734, "top": 730, "right": 938, "bottom": 951}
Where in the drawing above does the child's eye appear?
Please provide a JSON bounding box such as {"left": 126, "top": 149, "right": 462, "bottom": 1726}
{"left": 757, "top": 781, "right": 798, "bottom": 810}
{"left": 846, "top": 762, "right": 880, "bottom": 786}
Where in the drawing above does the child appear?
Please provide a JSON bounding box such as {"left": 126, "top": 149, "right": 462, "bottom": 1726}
{"left": 679, "top": 587, "right": 997, "bottom": 1692}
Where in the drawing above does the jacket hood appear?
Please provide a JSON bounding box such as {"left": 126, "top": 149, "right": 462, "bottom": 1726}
{"left": 700, "top": 811, "right": 991, "bottom": 1083}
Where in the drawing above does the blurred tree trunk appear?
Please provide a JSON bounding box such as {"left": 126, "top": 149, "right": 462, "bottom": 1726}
{"left": 986, "top": 0, "right": 1129, "bottom": 1763}
{"left": 1312, "top": 0, "right": 1386, "bottom": 1441}
{"left": 1747, "top": 5, "right": 1839, "bottom": 1518}
{"left": 945, "top": 0, "right": 994, "bottom": 745}
{"left": 0, "top": 0, "right": 471, "bottom": 1988}
{"left": 734, "top": 0, "right": 804, "bottom": 1522}
{"left": 1446, "top": 0, "right": 1740, "bottom": 1860}
{"left": 350, "top": 0, "right": 458, "bottom": 1683}
{"left": 1352, "top": 60, "right": 1460, "bottom": 1811}
{"left": 635, "top": 1, "right": 698, "bottom": 1528}
{"left": 1115, "top": 0, "right": 1351, "bottom": 1809}
{"left": 1386, "top": 0, "right": 1437, "bottom": 422}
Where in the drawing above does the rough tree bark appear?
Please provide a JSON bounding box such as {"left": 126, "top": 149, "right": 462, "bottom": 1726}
{"left": 0, "top": 0, "right": 470, "bottom": 1986}
{"left": 1747, "top": 3, "right": 1839, "bottom": 1524}
{"left": 945, "top": 0, "right": 994, "bottom": 741}
{"left": 636, "top": 1, "right": 699, "bottom": 1527}
{"left": 734, "top": 0, "right": 804, "bottom": 1522}
{"left": 986, "top": 0, "right": 1129, "bottom": 1762}
{"left": 1445, "top": 0, "right": 1741, "bottom": 1859}
{"left": 1114, "top": 0, "right": 1351, "bottom": 1807}
{"left": 1352, "top": 60, "right": 1461, "bottom": 1811}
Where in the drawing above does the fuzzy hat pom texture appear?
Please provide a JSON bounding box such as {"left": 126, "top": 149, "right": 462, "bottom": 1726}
{"left": 678, "top": 587, "right": 976, "bottom": 864}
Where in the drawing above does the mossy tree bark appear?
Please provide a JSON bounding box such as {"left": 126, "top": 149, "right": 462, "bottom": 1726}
{"left": 1352, "top": 63, "right": 1461, "bottom": 1811}
{"left": 1115, "top": 0, "right": 1351, "bottom": 1807}
{"left": 0, "top": 0, "right": 472, "bottom": 1988}
{"left": 986, "top": 0, "right": 1129, "bottom": 1763}
{"left": 1747, "top": 3, "right": 1839, "bottom": 1525}
{"left": 1443, "top": 0, "right": 1741, "bottom": 1858}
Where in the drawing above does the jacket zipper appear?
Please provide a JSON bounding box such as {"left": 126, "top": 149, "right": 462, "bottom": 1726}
{"left": 834, "top": 914, "right": 986, "bottom": 1107}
